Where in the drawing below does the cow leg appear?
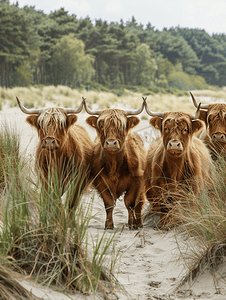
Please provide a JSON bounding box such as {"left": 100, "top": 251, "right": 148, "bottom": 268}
{"left": 135, "top": 193, "right": 145, "bottom": 228}
{"left": 146, "top": 188, "right": 162, "bottom": 226}
{"left": 69, "top": 178, "right": 88, "bottom": 209}
{"left": 124, "top": 202, "right": 136, "bottom": 229}
{"left": 94, "top": 179, "right": 116, "bottom": 229}
{"left": 124, "top": 182, "right": 142, "bottom": 229}
{"left": 101, "top": 191, "right": 115, "bottom": 229}
{"left": 104, "top": 201, "right": 115, "bottom": 229}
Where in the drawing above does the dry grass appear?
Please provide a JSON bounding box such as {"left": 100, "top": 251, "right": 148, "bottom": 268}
{"left": 0, "top": 260, "right": 41, "bottom": 300}
{"left": 189, "top": 88, "right": 226, "bottom": 100}
{"left": 173, "top": 157, "right": 226, "bottom": 289}
{"left": 1, "top": 85, "right": 226, "bottom": 113}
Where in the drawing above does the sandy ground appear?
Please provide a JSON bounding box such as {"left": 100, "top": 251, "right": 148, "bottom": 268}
{"left": 1, "top": 103, "right": 226, "bottom": 300}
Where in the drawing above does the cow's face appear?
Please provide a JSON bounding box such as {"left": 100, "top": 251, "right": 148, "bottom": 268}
{"left": 150, "top": 112, "right": 203, "bottom": 157}
{"left": 86, "top": 109, "right": 140, "bottom": 153}
{"left": 199, "top": 104, "right": 226, "bottom": 145}
{"left": 26, "top": 108, "right": 77, "bottom": 151}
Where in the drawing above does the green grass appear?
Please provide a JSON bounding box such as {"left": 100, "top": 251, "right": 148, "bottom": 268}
{"left": 0, "top": 125, "right": 121, "bottom": 298}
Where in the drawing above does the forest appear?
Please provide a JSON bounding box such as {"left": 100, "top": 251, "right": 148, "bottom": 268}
{"left": 1, "top": 0, "right": 226, "bottom": 93}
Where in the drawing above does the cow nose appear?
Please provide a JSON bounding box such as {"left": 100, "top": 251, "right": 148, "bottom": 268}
{"left": 45, "top": 139, "right": 55, "bottom": 147}
{"left": 106, "top": 140, "right": 117, "bottom": 147}
{"left": 104, "top": 139, "right": 120, "bottom": 149}
{"left": 167, "top": 141, "right": 183, "bottom": 151}
{"left": 212, "top": 133, "right": 226, "bottom": 142}
{"left": 41, "top": 137, "right": 57, "bottom": 149}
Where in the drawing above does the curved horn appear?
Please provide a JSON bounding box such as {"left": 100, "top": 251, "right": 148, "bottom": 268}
{"left": 64, "top": 97, "right": 84, "bottom": 114}
{"left": 83, "top": 98, "right": 101, "bottom": 115}
{"left": 191, "top": 102, "right": 201, "bottom": 120}
{"left": 190, "top": 92, "right": 209, "bottom": 109}
{"left": 84, "top": 97, "right": 145, "bottom": 116}
{"left": 124, "top": 97, "right": 145, "bottom": 115}
{"left": 16, "top": 96, "right": 43, "bottom": 115}
{"left": 144, "top": 97, "right": 164, "bottom": 117}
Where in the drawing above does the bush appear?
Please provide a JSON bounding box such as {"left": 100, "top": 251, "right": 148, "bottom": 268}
{"left": 168, "top": 72, "right": 208, "bottom": 90}
{"left": 89, "top": 82, "right": 109, "bottom": 92}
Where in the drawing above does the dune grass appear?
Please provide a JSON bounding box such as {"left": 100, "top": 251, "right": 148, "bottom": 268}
{"left": 0, "top": 123, "right": 121, "bottom": 299}
{"left": 0, "top": 258, "right": 41, "bottom": 300}
{"left": 173, "top": 157, "right": 226, "bottom": 288}
{"left": 2, "top": 85, "right": 226, "bottom": 114}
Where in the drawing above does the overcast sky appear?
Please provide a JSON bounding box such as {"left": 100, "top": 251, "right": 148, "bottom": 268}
{"left": 15, "top": 0, "right": 226, "bottom": 35}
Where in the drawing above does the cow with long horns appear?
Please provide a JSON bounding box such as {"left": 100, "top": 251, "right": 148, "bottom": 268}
{"left": 16, "top": 97, "right": 94, "bottom": 208}
{"left": 84, "top": 98, "right": 146, "bottom": 229}
{"left": 190, "top": 92, "right": 226, "bottom": 160}
{"left": 143, "top": 98, "right": 212, "bottom": 223}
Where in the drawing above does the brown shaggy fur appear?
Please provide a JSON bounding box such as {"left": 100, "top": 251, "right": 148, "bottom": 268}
{"left": 196, "top": 103, "right": 226, "bottom": 160}
{"left": 26, "top": 108, "right": 94, "bottom": 207}
{"left": 144, "top": 111, "right": 212, "bottom": 223}
{"left": 86, "top": 109, "right": 146, "bottom": 229}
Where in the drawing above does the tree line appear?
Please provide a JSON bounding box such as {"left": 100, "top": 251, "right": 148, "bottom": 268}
{"left": 1, "top": 0, "right": 226, "bottom": 92}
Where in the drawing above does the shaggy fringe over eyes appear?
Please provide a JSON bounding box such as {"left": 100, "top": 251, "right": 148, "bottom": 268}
{"left": 98, "top": 110, "right": 127, "bottom": 136}
{"left": 164, "top": 116, "right": 191, "bottom": 133}
{"left": 207, "top": 110, "right": 224, "bottom": 124}
{"left": 38, "top": 108, "right": 67, "bottom": 135}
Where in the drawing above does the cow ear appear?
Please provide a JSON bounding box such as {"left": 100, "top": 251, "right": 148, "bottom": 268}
{"left": 66, "top": 115, "right": 78, "bottom": 128}
{"left": 86, "top": 116, "right": 98, "bottom": 129}
{"left": 127, "top": 116, "right": 140, "bottom": 130}
{"left": 198, "top": 110, "right": 207, "bottom": 123}
{"left": 149, "top": 116, "right": 162, "bottom": 131}
{"left": 192, "top": 119, "right": 204, "bottom": 133}
{"left": 26, "top": 115, "right": 39, "bottom": 128}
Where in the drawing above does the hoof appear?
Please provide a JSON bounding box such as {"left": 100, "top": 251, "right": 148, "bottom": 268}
{"left": 128, "top": 224, "right": 139, "bottom": 230}
{"left": 105, "top": 224, "right": 114, "bottom": 230}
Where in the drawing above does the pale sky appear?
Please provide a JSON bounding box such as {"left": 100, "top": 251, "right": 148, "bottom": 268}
{"left": 15, "top": 0, "right": 226, "bottom": 35}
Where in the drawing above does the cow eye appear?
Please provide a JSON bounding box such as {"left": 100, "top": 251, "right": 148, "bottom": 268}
{"left": 183, "top": 128, "right": 188, "bottom": 134}
{"left": 164, "top": 127, "right": 169, "bottom": 132}
{"left": 98, "top": 121, "right": 104, "bottom": 130}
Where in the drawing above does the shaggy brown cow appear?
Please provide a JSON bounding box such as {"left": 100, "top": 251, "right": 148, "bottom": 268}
{"left": 144, "top": 98, "right": 212, "bottom": 222}
{"left": 190, "top": 92, "right": 226, "bottom": 160}
{"left": 16, "top": 97, "right": 94, "bottom": 207}
{"left": 84, "top": 98, "right": 146, "bottom": 229}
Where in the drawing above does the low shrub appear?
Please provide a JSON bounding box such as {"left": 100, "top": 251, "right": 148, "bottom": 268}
{"left": 168, "top": 72, "right": 208, "bottom": 91}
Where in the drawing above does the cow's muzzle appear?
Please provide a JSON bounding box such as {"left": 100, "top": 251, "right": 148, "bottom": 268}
{"left": 212, "top": 132, "right": 226, "bottom": 143}
{"left": 104, "top": 139, "right": 120, "bottom": 151}
{"left": 167, "top": 141, "right": 183, "bottom": 154}
{"left": 41, "top": 137, "right": 59, "bottom": 150}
